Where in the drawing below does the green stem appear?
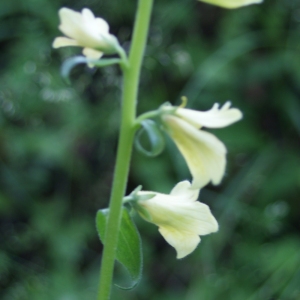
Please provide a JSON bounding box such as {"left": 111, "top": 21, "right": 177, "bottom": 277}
{"left": 97, "top": 0, "right": 154, "bottom": 299}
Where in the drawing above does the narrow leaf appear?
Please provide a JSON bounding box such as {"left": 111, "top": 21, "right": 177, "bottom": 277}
{"left": 135, "top": 119, "right": 165, "bottom": 157}
{"left": 96, "top": 207, "right": 143, "bottom": 289}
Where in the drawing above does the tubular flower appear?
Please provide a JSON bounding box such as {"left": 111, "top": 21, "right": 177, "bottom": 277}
{"left": 162, "top": 101, "right": 242, "bottom": 189}
{"left": 52, "top": 7, "right": 120, "bottom": 61}
{"left": 133, "top": 181, "right": 218, "bottom": 259}
{"left": 198, "top": 0, "right": 263, "bottom": 9}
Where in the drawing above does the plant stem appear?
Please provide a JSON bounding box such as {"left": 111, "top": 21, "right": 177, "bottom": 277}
{"left": 97, "top": 0, "right": 154, "bottom": 299}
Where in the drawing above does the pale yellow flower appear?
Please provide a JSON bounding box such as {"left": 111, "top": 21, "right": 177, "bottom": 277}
{"left": 134, "top": 181, "right": 218, "bottom": 259}
{"left": 52, "top": 7, "right": 119, "bottom": 61}
{"left": 162, "top": 101, "right": 242, "bottom": 188}
{"left": 199, "top": 0, "right": 263, "bottom": 9}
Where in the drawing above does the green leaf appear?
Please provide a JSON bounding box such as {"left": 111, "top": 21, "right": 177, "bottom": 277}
{"left": 61, "top": 56, "right": 121, "bottom": 84}
{"left": 96, "top": 207, "right": 142, "bottom": 290}
{"left": 135, "top": 119, "right": 165, "bottom": 157}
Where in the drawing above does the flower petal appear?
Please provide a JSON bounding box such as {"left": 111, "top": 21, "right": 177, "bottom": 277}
{"left": 170, "top": 180, "right": 199, "bottom": 202}
{"left": 82, "top": 48, "right": 103, "bottom": 60}
{"left": 176, "top": 101, "right": 242, "bottom": 129}
{"left": 95, "top": 18, "right": 110, "bottom": 33}
{"left": 81, "top": 8, "right": 95, "bottom": 23}
{"left": 159, "top": 227, "right": 200, "bottom": 259}
{"left": 163, "top": 115, "right": 226, "bottom": 188}
{"left": 198, "top": 0, "right": 263, "bottom": 9}
{"left": 192, "top": 202, "right": 219, "bottom": 235}
{"left": 58, "top": 8, "right": 83, "bottom": 41}
{"left": 82, "top": 48, "right": 103, "bottom": 68}
{"left": 139, "top": 192, "right": 218, "bottom": 235}
{"left": 81, "top": 8, "right": 104, "bottom": 38}
{"left": 52, "top": 37, "right": 80, "bottom": 48}
{"left": 157, "top": 202, "right": 218, "bottom": 258}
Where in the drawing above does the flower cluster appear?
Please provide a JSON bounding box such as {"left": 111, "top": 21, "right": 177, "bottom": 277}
{"left": 52, "top": 3, "right": 260, "bottom": 259}
{"left": 131, "top": 101, "right": 242, "bottom": 258}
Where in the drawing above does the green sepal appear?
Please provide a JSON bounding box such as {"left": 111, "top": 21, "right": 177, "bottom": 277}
{"left": 96, "top": 207, "right": 143, "bottom": 290}
{"left": 123, "top": 185, "right": 156, "bottom": 204}
{"left": 130, "top": 185, "right": 143, "bottom": 195}
{"left": 131, "top": 202, "right": 153, "bottom": 222}
{"left": 136, "top": 193, "right": 156, "bottom": 201}
{"left": 135, "top": 119, "right": 165, "bottom": 157}
{"left": 61, "top": 56, "right": 121, "bottom": 84}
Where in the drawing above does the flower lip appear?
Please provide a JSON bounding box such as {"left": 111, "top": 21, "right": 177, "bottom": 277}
{"left": 162, "top": 114, "right": 227, "bottom": 189}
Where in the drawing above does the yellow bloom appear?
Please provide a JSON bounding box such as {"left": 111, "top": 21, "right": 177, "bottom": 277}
{"left": 52, "top": 8, "right": 119, "bottom": 61}
{"left": 162, "top": 101, "right": 242, "bottom": 188}
{"left": 135, "top": 181, "right": 218, "bottom": 259}
{"left": 199, "top": 0, "right": 263, "bottom": 9}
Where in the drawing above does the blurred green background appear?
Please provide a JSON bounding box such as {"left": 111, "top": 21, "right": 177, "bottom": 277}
{"left": 1, "top": 0, "right": 300, "bottom": 299}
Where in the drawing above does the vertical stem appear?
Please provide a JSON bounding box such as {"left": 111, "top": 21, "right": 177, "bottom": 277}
{"left": 97, "top": 0, "right": 154, "bottom": 299}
